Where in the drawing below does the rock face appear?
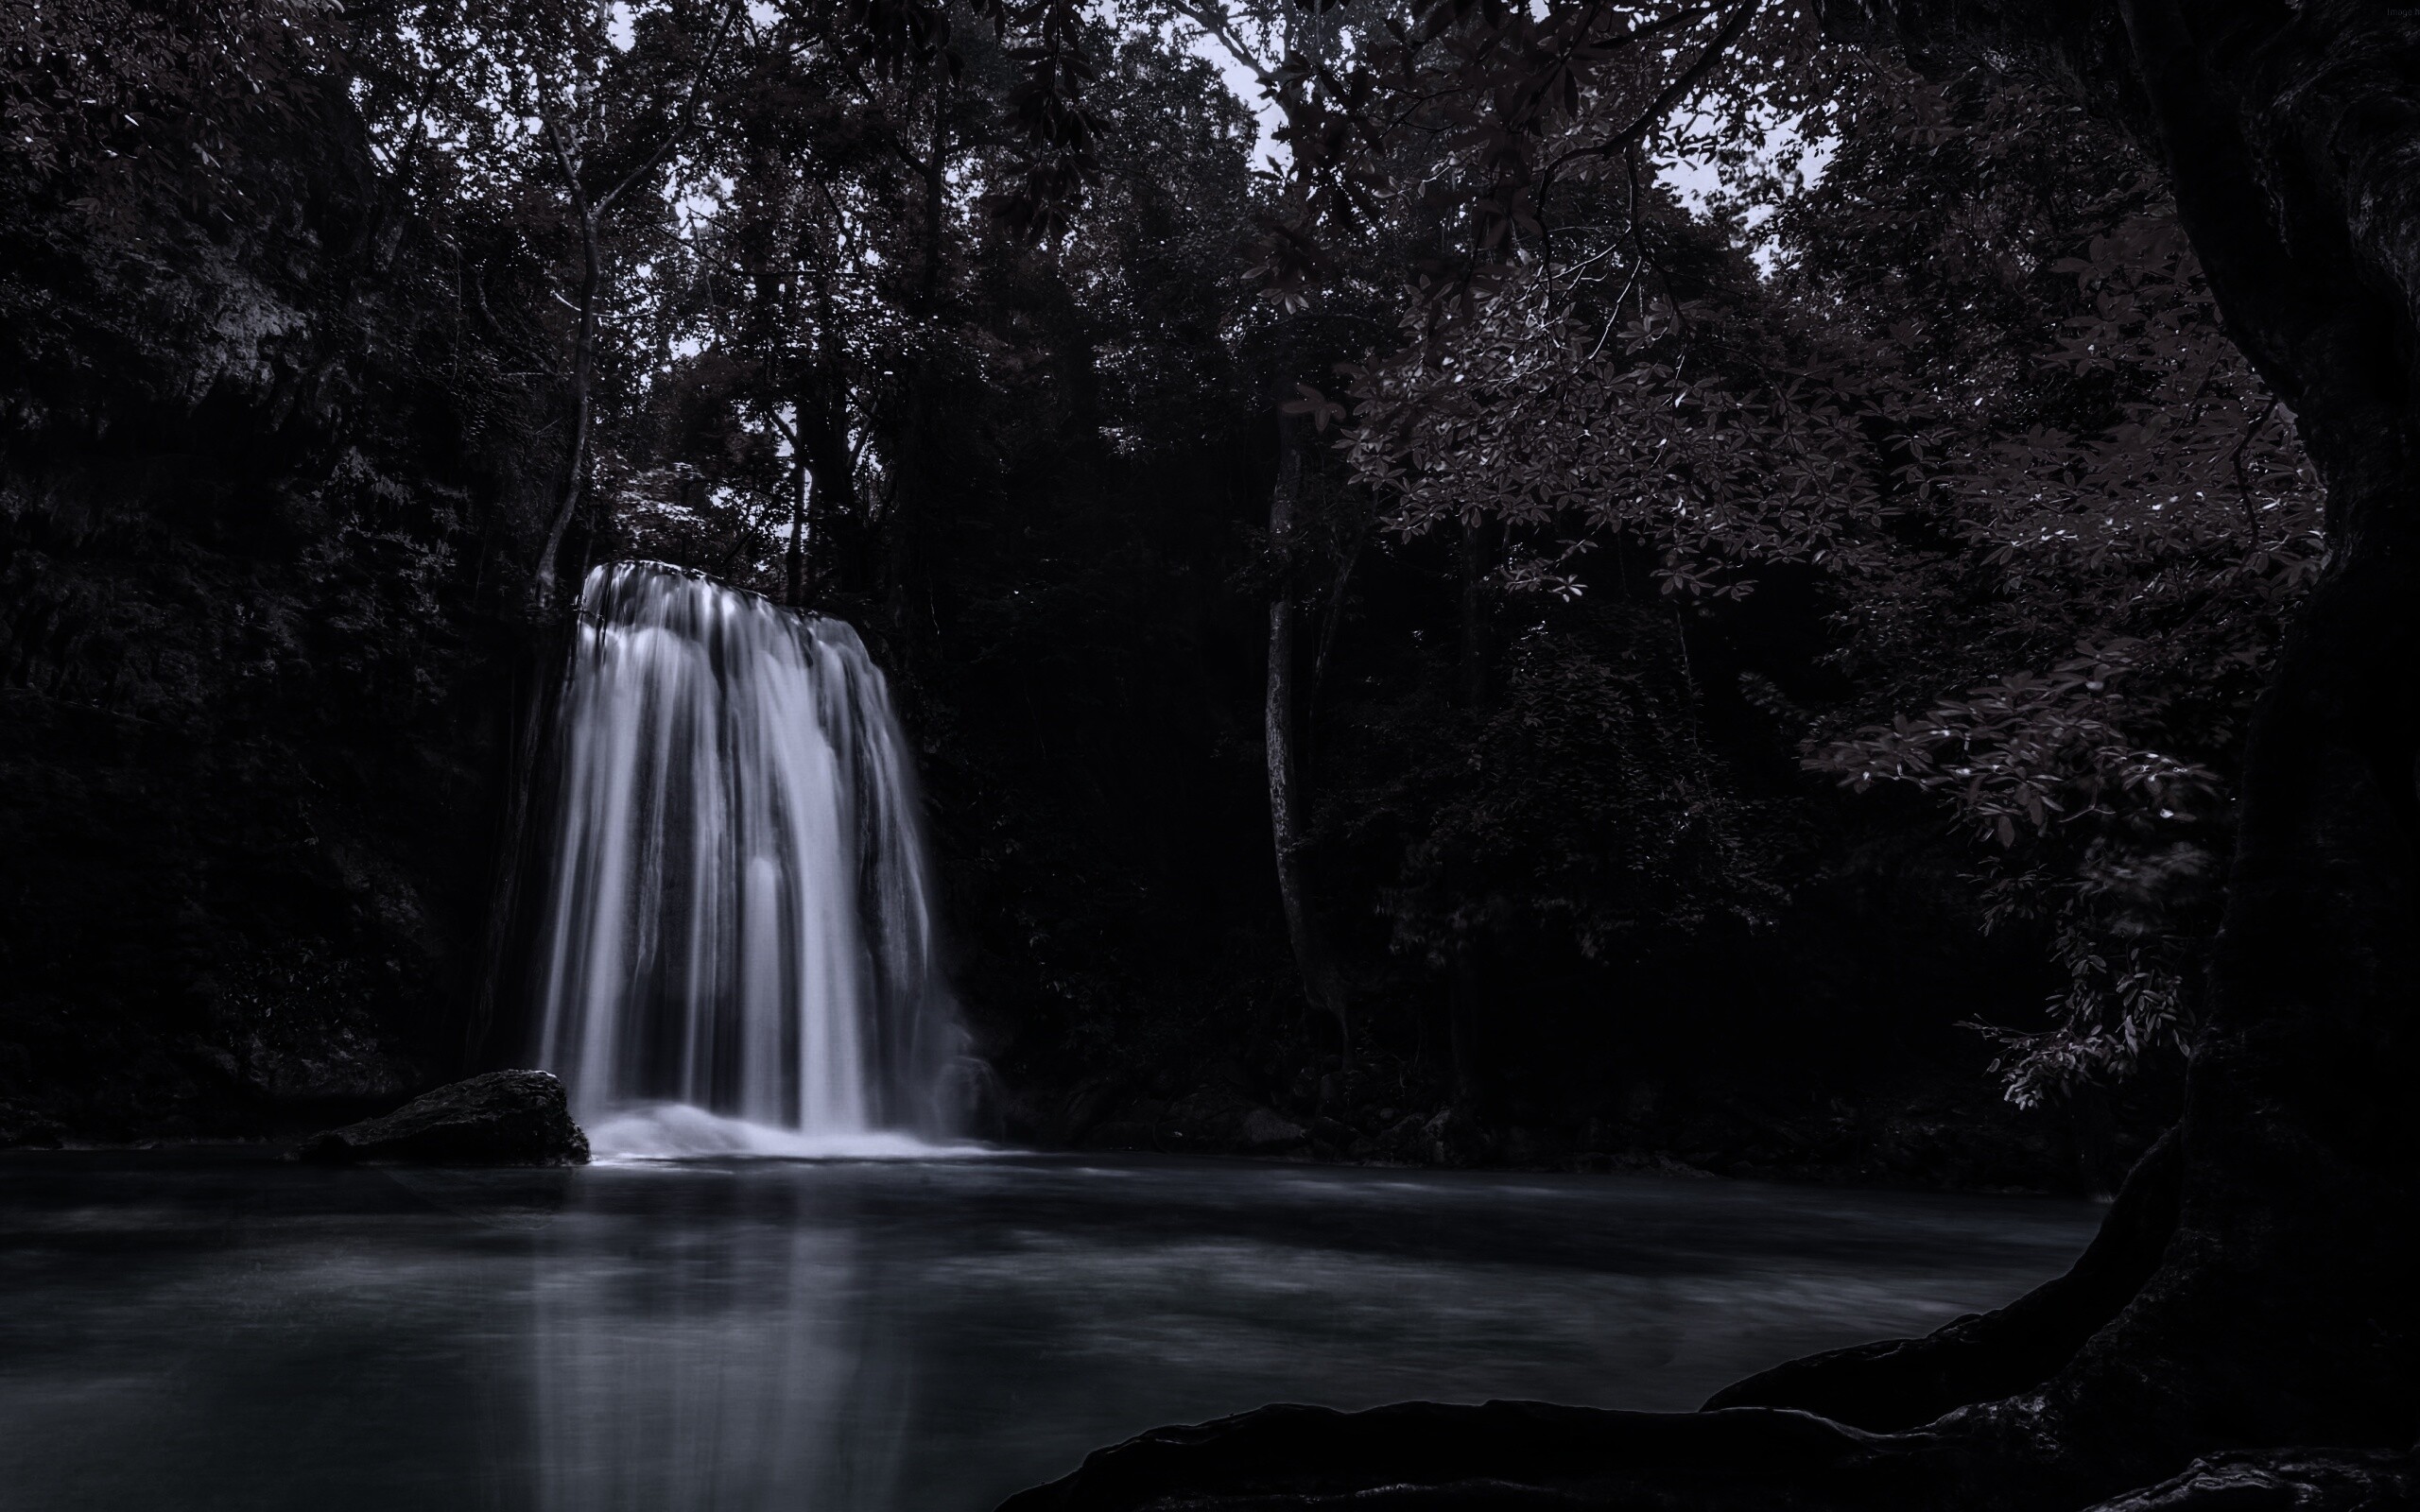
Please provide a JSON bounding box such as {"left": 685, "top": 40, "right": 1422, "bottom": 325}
{"left": 293, "top": 1072, "right": 590, "bottom": 1167}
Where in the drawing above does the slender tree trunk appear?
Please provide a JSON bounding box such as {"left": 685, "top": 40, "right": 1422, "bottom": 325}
{"left": 800, "top": 414, "right": 852, "bottom": 603}
{"left": 1302, "top": 519, "right": 1364, "bottom": 777}
{"left": 1182, "top": 6, "right": 1353, "bottom": 1060}
{"left": 463, "top": 615, "right": 575, "bottom": 1070}
{"left": 920, "top": 80, "right": 948, "bottom": 311}
{"left": 1456, "top": 516, "right": 1494, "bottom": 709}
{"left": 883, "top": 82, "right": 950, "bottom": 637}
{"left": 784, "top": 459, "right": 808, "bottom": 609}
{"left": 882, "top": 460, "right": 915, "bottom": 633}
{"left": 482, "top": 174, "right": 601, "bottom": 1055}
{"left": 1267, "top": 418, "right": 1349, "bottom": 1057}
{"left": 532, "top": 203, "right": 602, "bottom": 609}
{"left": 523, "top": 13, "right": 729, "bottom": 611}
{"left": 1446, "top": 935, "right": 1485, "bottom": 1113}
{"left": 1445, "top": 516, "right": 1496, "bottom": 1114}
{"left": 796, "top": 269, "right": 859, "bottom": 599}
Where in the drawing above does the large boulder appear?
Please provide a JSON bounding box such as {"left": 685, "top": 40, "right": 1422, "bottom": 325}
{"left": 293, "top": 1071, "right": 590, "bottom": 1167}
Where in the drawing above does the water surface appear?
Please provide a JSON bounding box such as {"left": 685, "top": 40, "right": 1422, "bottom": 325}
{"left": 0, "top": 1150, "right": 2100, "bottom": 1512}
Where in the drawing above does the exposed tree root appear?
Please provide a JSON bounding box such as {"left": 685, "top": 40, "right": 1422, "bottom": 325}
{"left": 1707, "top": 1128, "right": 2184, "bottom": 1430}
{"left": 999, "top": 1400, "right": 2420, "bottom": 1512}
{"left": 995, "top": 1399, "right": 2098, "bottom": 1512}
{"left": 995, "top": 1107, "right": 2412, "bottom": 1512}
{"left": 2079, "top": 1449, "right": 2420, "bottom": 1511}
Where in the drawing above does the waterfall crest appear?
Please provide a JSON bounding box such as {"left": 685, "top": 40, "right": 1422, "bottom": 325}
{"left": 531, "top": 561, "right": 968, "bottom": 1150}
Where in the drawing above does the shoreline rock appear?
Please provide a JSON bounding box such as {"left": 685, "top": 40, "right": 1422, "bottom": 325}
{"left": 292, "top": 1070, "right": 590, "bottom": 1167}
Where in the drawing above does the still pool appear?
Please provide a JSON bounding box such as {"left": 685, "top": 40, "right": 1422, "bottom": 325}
{"left": 0, "top": 1150, "right": 2100, "bottom": 1511}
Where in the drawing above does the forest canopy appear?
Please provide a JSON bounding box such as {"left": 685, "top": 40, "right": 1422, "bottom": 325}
{"left": 0, "top": 0, "right": 2318, "bottom": 1171}
{"left": 9, "top": 1, "right": 2419, "bottom": 1507}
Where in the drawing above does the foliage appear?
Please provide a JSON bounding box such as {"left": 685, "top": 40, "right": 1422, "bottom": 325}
{"left": 1, "top": 0, "right": 2308, "bottom": 1143}
{"left": 1785, "top": 76, "right": 2320, "bottom": 1103}
{"left": 1330, "top": 48, "right": 2319, "bottom": 1104}
{"left": 1334, "top": 595, "right": 1797, "bottom": 968}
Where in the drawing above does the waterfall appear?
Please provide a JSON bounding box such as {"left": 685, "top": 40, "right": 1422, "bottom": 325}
{"left": 530, "top": 561, "right": 970, "bottom": 1153}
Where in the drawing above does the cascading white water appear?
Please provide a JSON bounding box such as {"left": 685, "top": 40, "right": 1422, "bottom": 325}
{"left": 530, "top": 561, "right": 970, "bottom": 1154}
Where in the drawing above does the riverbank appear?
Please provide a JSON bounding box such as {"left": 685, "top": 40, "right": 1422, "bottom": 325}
{"left": 1007, "top": 1059, "right": 2173, "bottom": 1197}
{"left": 1, "top": 1057, "right": 2167, "bottom": 1199}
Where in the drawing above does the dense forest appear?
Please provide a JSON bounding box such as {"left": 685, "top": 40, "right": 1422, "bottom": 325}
{"left": 0, "top": 0, "right": 2320, "bottom": 1191}
{"left": 7, "top": 0, "right": 2419, "bottom": 1507}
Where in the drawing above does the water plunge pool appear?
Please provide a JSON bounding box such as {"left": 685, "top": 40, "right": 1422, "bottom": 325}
{"left": 0, "top": 1150, "right": 2100, "bottom": 1511}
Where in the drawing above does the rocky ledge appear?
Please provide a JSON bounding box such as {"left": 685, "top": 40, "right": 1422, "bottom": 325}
{"left": 293, "top": 1071, "right": 591, "bottom": 1167}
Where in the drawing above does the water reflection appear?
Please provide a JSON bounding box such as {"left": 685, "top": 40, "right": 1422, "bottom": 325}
{"left": 529, "top": 1185, "right": 912, "bottom": 1512}
{"left": 0, "top": 1152, "right": 2104, "bottom": 1512}
{"left": 386, "top": 1166, "right": 576, "bottom": 1229}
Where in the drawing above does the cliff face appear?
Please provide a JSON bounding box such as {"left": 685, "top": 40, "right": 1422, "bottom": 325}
{"left": 0, "top": 86, "right": 533, "bottom": 1143}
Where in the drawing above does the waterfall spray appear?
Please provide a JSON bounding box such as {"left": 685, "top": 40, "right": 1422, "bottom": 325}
{"left": 530, "top": 561, "right": 971, "bottom": 1155}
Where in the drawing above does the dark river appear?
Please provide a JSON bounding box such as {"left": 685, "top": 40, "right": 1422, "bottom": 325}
{"left": 0, "top": 1150, "right": 2100, "bottom": 1512}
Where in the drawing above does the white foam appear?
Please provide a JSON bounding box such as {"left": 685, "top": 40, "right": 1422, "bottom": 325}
{"left": 586, "top": 1103, "right": 990, "bottom": 1163}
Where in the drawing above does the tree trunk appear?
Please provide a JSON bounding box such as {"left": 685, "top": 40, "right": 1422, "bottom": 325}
{"left": 1455, "top": 516, "right": 1494, "bottom": 710}
{"left": 1445, "top": 933, "right": 1485, "bottom": 1114}
{"left": 1266, "top": 418, "right": 1349, "bottom": 1056}
{"left": 1706, "top": 1127, "right": 2187, "bottom": 1429}
{"left": 795, "top": 271, "right": 858, "bottom": 601}
{"left": 1962, "top": 0, "right": 2420, "bottom": 1461}
{"left": 800, "top": 418, "right": 853, "bottom": 602}
{"left": 886, "top": 84, "right": 950, "bottom": 636}
{"left": 1446, "top": 516, "right": 1496, "bottom": 1114}
{"left": 784, "top": 459, "right": 807, "bottom": 610}
{"left": 1302, "top": 520, "right": 1365, "bottom": 775}
{"left": 531, "top": 203, "right": 601, "bottom": 610}
{"left": 462, "top": 615, "right": 575, "bottom": 1070}
{"left": 920, "top": 79, "right": 948, "bottom": 312}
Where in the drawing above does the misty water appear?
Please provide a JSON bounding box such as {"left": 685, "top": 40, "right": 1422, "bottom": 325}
{"left": 0, "top": 1149, "right": 2100, "bottom": 1512}
{"left": 534, "top": 561, "right": 969, "bottom": 1142}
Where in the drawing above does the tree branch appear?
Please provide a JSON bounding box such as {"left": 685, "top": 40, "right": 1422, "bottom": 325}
{"left": 1535, "top": 0, "right": 1758, "bottom": 202}
{"left": 595, "top": 0, "right": 740, "bottom": 215}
